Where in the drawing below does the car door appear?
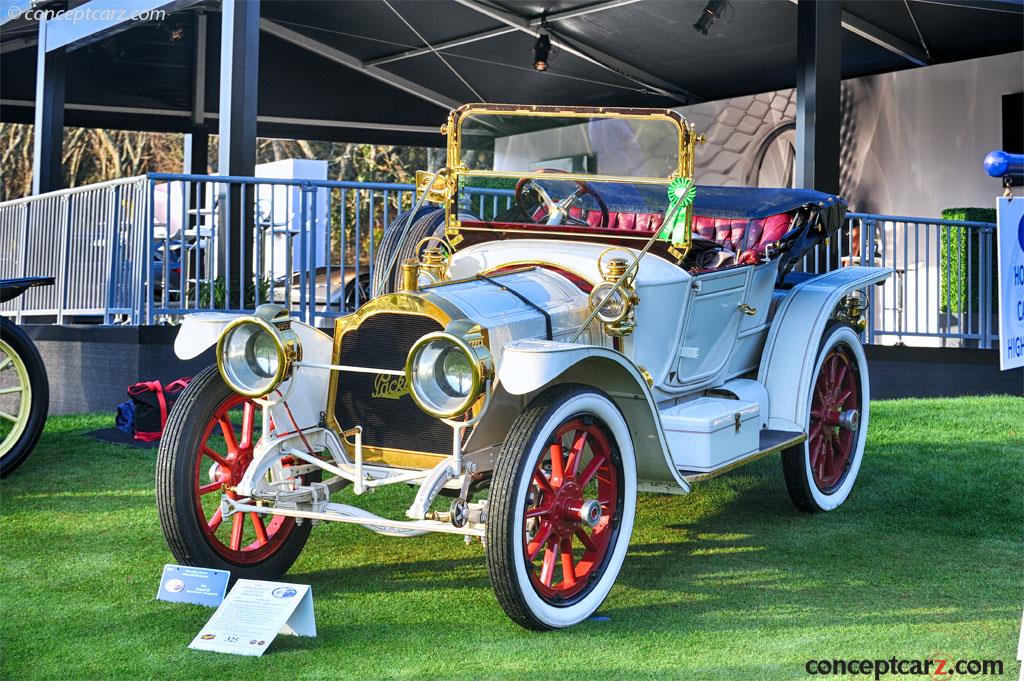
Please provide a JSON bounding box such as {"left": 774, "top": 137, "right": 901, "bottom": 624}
{"left": 671, "top": 266, "right": 752, "bottom": 387}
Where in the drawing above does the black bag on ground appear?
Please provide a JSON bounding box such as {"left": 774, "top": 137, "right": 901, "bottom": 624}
{"left": 127, "top": 378, "right": 190, "bottom": 442}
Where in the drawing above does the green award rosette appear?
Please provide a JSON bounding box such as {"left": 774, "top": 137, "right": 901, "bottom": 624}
{"left": 658, "top": 176, "right": 696, "bottom": 244}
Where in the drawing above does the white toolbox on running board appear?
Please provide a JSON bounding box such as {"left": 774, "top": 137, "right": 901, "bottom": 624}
{"left": 661, "top": 397, "right": 760, "bottom": 471}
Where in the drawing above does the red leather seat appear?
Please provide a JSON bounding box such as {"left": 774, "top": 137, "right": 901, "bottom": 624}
{"left": 584, "top": 211, "right": 664, "bottom": 232}
{"left": 692, "top": 213, "right": 793, "bottom": 264}
{"left": 549, "top": 208, "right": 793, "bottom": 267}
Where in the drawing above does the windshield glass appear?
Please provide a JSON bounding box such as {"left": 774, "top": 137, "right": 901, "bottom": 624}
{"left": 459, "top": 113, "right": 681, "bottom": 179}
{"left": 456, "top": 174, "right": 675, "bottom": 237}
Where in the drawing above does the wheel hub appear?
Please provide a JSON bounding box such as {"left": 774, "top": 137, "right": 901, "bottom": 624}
{"left": 548, "top": 479, "right": 583, "bottom": 536}
{"left": 838, "top": 408, "right": 859, "bottom": 431}
{"left": 572, "top": 499, "right": 602, "bottom": 528}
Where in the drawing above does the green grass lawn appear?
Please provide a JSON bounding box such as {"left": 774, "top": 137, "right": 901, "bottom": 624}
{"left": 2, "top": 397, "right": 1022, "bottom": 680}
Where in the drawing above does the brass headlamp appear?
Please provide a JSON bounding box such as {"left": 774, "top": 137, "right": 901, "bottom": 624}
{"left": 216, "top": 304, "right": 302, "bottom": 398}
{"left": 405, "top": 324, "right": 492, "bottom": 419}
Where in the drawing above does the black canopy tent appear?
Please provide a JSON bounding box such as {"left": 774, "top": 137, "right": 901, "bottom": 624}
{"left": 2, "top": 0, "right": 1022, "bottom": 182}
{"left": 1, "top": 0, "right": 1020, "bottom": 291}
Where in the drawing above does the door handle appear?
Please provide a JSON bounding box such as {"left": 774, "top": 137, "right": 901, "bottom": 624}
{"left": 737, "top": 303, "right": 757, "bottom": 316}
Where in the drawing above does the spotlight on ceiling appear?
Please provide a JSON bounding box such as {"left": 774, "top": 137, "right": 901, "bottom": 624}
{"left": 166, "top": 22, "right": 186, "bottom": 42}
{"left": 533, "top": 33, "right": 551, "bottom": 71}
{"left": 693, "top": 0, "right": 729, "bottom": 36}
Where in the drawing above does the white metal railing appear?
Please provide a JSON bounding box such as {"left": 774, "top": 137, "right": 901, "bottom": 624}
{"left": 799, "top": 212, "right": 997, "bottom": 348}
{"left": 0, "top": 176, "right": 998, "bottom": 348}
{"left": 0, "top": 176, "right": 149, "bottom": 323}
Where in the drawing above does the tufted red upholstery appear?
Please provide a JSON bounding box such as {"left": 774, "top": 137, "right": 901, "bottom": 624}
{"left": 691, "top": 213, "right": 792, "bottom": 264}
{"left": 531, "top": 207, "right": 792, "bottom": 267}
{"left": 584, "top": 210, "right": 664, "bottom": 232}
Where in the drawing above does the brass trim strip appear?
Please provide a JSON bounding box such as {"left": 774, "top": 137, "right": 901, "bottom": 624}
{"left": 420, "top": 266, "right": 536, "bottom": 290}
{"left": 479, "top": 260, "right": 594, "bottom": 286}
{"left": 454, "top": 223, "right": 657, "bottom": 242}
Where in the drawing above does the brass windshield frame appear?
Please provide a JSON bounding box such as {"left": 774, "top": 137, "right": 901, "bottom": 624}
{"left": 441, "top": 104, "right": 697, "bottom": 247}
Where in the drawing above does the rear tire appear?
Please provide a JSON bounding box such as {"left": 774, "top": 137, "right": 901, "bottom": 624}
{"left": 782, "top": 324, "right": 869, "bottom": 512}
{"left": 486, "top": 384, "right": 636, "bottom": 630}
{"left": 0, "top": 317, "right": 49, "bottom": 478}
{"left": 156, "top": 365, "right": 312, "bottom": 578}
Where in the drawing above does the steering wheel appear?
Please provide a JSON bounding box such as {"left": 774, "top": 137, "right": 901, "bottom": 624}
{"left": 514, "top": 170, "right": 609, "bottom": 228}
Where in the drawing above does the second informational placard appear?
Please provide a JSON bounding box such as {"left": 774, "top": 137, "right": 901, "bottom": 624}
{"left": 189, "top": 580, "right": 316, "bottom": 656}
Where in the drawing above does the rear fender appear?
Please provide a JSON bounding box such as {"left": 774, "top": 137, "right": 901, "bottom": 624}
{"left": 758, "top": 266, "right": 892, "bottom": 430}
{"left": 468, "top": 339, "right": 689, "bottom": 494}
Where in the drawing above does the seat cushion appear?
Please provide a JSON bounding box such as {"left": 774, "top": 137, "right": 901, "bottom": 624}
{"left": 586, "top": 211, "right": 664, "bottom": 231}
{"left": 694, "top": 212, "right": 793, "bottom": 264}
{"left": 553, "top": 208, "right": 791, "bottom": 265}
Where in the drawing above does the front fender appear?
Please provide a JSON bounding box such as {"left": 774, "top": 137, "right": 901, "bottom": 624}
{"left": 758, "top": 266, "right": 892, "bottom": 430}
{"left": 484, "top": 339, "right": 689, "bottom": 494}
{"left": 173, "top": 311, "right": 334, "bottom": 431}
{"left": 173, "top": 312, "right": 239, "bottom": 359}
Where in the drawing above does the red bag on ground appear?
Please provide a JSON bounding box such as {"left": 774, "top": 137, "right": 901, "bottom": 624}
{"left": 127, "top": 378, "right": 190, "bottom": 442}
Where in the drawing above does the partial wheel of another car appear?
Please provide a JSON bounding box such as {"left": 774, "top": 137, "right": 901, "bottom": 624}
{"left": 782, "top": 323, "right": 869, "bottom": 512}
{"left": 0, "top": 317, "right": 49, "bottom": 478}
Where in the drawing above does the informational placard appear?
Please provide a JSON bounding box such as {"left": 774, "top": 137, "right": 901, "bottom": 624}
{"left": 996, "top": 196, "right": 1024, "bottom": 370}
{"left": 189, "top": 580, "right": 315, "bottom": 656}
{"left": 1017, "top": 608, "right": 1023, "bottom": 669}
{"left": 157, "top": 564, "right": 230, "bottom": 608}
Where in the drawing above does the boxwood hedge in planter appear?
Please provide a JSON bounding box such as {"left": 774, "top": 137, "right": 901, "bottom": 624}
{"left": 939, "top": 207, "right": 998, "bottom": 315}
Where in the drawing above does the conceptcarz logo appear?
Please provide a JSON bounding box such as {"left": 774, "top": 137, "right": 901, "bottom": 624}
{"left": 802, "top": 655, "right": 1005, "bottom": 679}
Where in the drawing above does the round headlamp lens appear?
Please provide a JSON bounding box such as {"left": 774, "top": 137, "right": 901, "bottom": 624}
{"left": 592, "top": 282, "right": 628, "bottom": 323}
{"left": 220, "top": 321, "right": 282, "bottom": 396}
{"left": 408, "top": 334, "right": 482, "bottom": 417}
{"left": 437, "top": 345, "right": 473, "bottom": 397}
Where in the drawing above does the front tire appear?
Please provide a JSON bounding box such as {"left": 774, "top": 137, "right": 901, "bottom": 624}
{"left": 0, "top": 317, "right": 49, "bottom": 478}
{"left": 486, "top": 385, "right": 636, "bottom": 630}
{"left": 782, "top": 324, "right": 869, "bottom": 512}
{"left": 156, "top": 365, "right": 312, "bottom": 578}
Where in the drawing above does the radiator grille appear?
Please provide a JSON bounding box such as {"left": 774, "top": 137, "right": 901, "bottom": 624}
{"left": 332, "top": 312, "right": 451, "bottom": 457}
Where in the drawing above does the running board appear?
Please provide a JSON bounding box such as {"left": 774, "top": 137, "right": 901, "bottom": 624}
{"left": 678, "top": 429, "right": 805, "bottom": 483}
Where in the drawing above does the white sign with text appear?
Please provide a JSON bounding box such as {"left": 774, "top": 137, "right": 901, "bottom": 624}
{"left": 189, "top": 580, "right": 315, "bottom": 656}
{"left": 996, "top": 196, "right": 1024, "bottom": 370}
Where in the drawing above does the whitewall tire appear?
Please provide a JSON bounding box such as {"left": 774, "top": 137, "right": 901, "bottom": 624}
{"left": 486, "top": 384, "right": 637, "bottom": 630}
{"left": 782, "top": 324, "right": 870, "bottom": 512}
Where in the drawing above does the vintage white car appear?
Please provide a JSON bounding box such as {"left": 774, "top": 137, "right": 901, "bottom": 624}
{"left": 157, "top": 104, "right": 890, "bottom": 630}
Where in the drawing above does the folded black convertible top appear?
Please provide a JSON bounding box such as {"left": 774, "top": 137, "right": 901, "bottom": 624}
{"left": 693, "top": 185, "right": 846, "bottom": 221}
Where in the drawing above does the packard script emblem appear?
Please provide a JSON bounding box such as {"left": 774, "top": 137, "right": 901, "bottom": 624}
{"left": 372, "top": 373, "right": 408, "bottom": 400}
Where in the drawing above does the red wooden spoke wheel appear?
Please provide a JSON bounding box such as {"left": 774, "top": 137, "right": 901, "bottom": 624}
{"left": 157, "top": 365, "right": 314, "bottom": 579}
{"left": 487, "top": 385, "right": 636, "bottom": 630}
{"left": 807, "top": 345, "right": 860, "bottom": 492}
{"left": 523, "top": 417, "right": 619, "bottom": 602}
{"left": 782, "top": 325, "right": 869, "bottom": 514}
{"left": 192, "top": 394, "right": 298, "bottom": 564}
